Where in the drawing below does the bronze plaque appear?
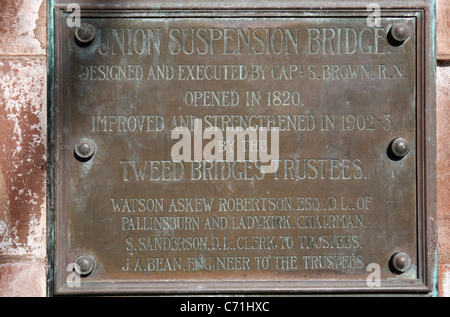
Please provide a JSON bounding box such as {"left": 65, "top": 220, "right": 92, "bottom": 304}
{"left": 51, "top": 1, "right": 436, "bottom": 295}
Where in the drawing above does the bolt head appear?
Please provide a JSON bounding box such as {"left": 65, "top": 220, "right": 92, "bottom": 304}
{"left": 75, "top": 254, "right": 96, "bottom": 276}
{"left": 391, "top": 252, "right": 412, "bottom": 273}
{"left": 75, "top": 138, "right": 96, "bottom": 159}
{"left": 75, "top": 23, "right": 96, "bottom": 45}
{"left": 77, "top": 143, "right": 91, "bottom": 156}
{"left": 391, "top": 137, "right": 410, "bottom": 158}
{"left": 391, "top": 23, "right": 410, "bottom": 42}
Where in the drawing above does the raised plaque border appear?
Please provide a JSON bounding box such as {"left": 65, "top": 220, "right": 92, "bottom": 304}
{"left": 48, "top": 1, "right": 437, "bottom": 296}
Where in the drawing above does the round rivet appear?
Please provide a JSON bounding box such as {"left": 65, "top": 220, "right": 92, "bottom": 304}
{"left": 391, "top": 252, "right": 412, "bottom": 273}
{"left": 390, "top": 137, "right": 410, "bottom": 158}
{"left": 75, "top": 23, "right": 96, "bottom": 46}
{"left": 390, "top": 23, "right": 410, "bottom": 43}
{"left": 74, "top": 254, "right": 96, "bottom": 277}
{"left": 74, "top": 138, "right": 96, "bottom": 160}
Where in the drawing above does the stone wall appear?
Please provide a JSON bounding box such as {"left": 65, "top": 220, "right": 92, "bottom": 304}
{"left": 437, "top": 0, "right": 450, "bottom": 298}
{"left": 0, "top": 0, "right": 47, "bottom": 297}
{"left": 0, "top": 0, "right": 448, "bottom": 296}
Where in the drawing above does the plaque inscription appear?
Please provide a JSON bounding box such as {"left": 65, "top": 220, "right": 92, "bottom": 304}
{"left": 52, "top": 5, "right": 435, "bottom": 295}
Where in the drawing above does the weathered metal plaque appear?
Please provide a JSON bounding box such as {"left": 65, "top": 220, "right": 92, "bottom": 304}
{"left": 51, "top": 1, "right": 436, "bottom": 295}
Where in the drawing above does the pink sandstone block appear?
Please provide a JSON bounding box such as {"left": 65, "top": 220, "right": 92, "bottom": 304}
{"left": 437, "top": 0, "right": 450, "bottom": 59}
{"left": 0, "top": 0, "right": 46, "bottom": 55}
{"left": 0, "top": 261, "right": 46, "bottom": 297}
{"left": 0, "top": 59, "right": 46, "bottom": 258}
